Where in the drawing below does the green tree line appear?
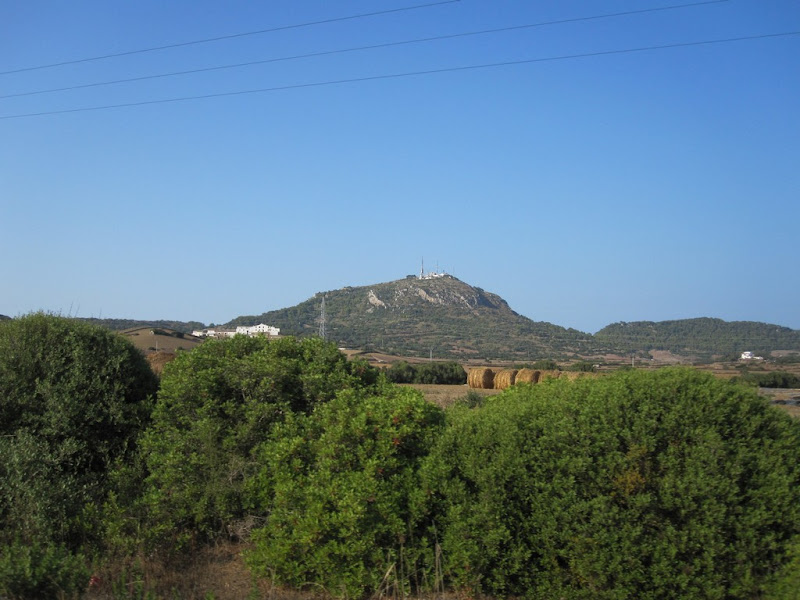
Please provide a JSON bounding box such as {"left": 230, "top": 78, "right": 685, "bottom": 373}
{"left": 384, "top": 360, "right": 467, "bottom": 385}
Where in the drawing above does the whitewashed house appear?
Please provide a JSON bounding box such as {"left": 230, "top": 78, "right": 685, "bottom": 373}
{"left": 193, "top": 324, "right": 280, "bottom": 338}
{"left": 236, "top": 324, "right": 280, "bottom": 337}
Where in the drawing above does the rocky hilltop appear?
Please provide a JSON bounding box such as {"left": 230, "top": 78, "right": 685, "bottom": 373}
{"left": 227, "top": 275, "right": 603, "bottom": 360}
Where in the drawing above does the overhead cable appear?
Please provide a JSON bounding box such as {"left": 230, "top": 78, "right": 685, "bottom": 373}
{"left": 2, "top": 30, "right": 797, "bottom": 120}
{"left": 0, "top": 0, "right": 732, "bottom": 100}
{"left": 0, "top": 0, "right": 460, "bottom": 76}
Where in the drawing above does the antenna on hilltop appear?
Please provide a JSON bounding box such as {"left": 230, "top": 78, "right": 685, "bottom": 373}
{"left": 318, "top": 295, "right": 326, "bottom": 340}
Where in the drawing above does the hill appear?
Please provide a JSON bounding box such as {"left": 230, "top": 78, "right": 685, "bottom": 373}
{"left": 120, "top": 326, "right": 203, "bottom": 355}
{"left": 227, "top": 275, "right": 608, "bottom": 361}
{"left": 595, "top": 317, "right": 800, "bottom": 359}
{"left": 78, "top": 317, "right": 205, "bottom": 334}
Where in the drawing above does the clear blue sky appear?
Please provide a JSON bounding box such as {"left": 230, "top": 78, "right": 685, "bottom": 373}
{"left": 2, "top": 1, "right": 798, "bottom": 333}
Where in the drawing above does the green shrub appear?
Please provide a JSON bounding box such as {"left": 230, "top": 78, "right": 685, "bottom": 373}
{"left": 385, "top": 360, "right": 416, "bottom": 384}
{"left": 136, "top": 336, "right": 380, "bottom": 548}
{"left": 421, "top": 368, "right": 800, "bottom": 599}
{"left": 765, "top": 535, "right": 800, "bottom": 599}
{"left": 385, "top": 361, "right": 466, "bottom": 385}
{"left": 246, "top": 387, "right": 445, "bottom": 598}
{"left": 732, "top": 370, "right": 800, "bottom": 389}
{"left": 0, "top": 540, "right": 89, "bottom": 599}
{"left": 413, "top": 362, "right": 466, "bottom": 385}
{"left": 0, "top": 313, "right": 157, "bottom": 549}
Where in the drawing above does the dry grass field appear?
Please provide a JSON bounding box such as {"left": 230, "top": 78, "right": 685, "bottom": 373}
{"left": 404, "top": 383, "right": 500, "bottom": 409}
{"left": 121, "top": 326, "right": 202, "bottom": 355}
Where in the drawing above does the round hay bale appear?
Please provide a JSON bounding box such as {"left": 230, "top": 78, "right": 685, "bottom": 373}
{"left": 539, "top": 370, "right": 562, "bottom": 382}
{"left": 468, "top": 367, "right": 495, "bottom": 389}
{"left": 516, "top": 368, "right": 540, "bottom": 384}
{"left": 494, "top": 368, "right": 519, "bottom": 390}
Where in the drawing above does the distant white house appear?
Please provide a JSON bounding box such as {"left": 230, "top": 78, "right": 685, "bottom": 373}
{"left": 192, "top": 324, "right": 280, "bottom": 339}
{"left": 236, "top": 324, "right": 280, "bottom": 337}
{"left": 740, "top": 351, "right": 764, "bottom": 361}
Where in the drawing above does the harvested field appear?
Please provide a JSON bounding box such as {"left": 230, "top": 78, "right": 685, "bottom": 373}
{"left": 121, "top": 327, "right": 202, "bottom": 354}
{"left": 406, "top": 383, "right": 500, "bottom": 408}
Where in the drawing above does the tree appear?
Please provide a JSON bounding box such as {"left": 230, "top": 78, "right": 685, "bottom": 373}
{"left": 0, "top": 313, "right": 157, "bottom": 549}
{"left": 136, "top": 335, "right": 380, "bottom": 548}
{"left": 246, "top": 386, "right": 445, "bottom": 598}
{"left": 421, "top": 369, "right": 800, "bottom": 599}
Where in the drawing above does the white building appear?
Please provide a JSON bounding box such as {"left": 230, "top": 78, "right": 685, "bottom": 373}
{"left": 740, "top": 351, "right": 764, "bottom": 361}
{"left": 193, "top": 324, "right": 279, "bottom": 339}
{"left": 235, "top": 324, "right": 280, "bottom": 337}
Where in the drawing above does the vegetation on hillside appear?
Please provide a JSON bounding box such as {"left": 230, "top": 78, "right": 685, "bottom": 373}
{"left": 79, "top": 317, "right": 205, "bottom": 334}
{"left": 595, "top": 317, "right": 800, "bottom": 357}
{"left": 228, "top": 276, "right": 605, "bottom": 361}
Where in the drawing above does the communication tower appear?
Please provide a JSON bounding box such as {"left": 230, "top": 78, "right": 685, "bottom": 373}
{"left": 318, "top": 295, "right": 326, "bottom": 340}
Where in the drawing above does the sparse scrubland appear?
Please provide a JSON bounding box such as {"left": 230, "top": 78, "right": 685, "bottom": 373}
{"left": 2, "top": 314, "right": 800, "bottom": 599}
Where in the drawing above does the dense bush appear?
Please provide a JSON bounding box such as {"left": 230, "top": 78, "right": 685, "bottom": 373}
{"left": 733, "top": 370, "right": 800, "bottom": 389}
{"left": 0, "top": 313, "right": 157, "bottom": 549}
{"left": 0, "top": 540, "right": 89, "bottom": 600}
{"left": 420, "top": 368, "right": 800, "bottom": 599}
{"left": 135, "top": 336, "right": 380, "bottom": 547}
{"left": 246, "top": 387, "right": 445, "bottom": 598}
{"left": 385, "top": 360, "right": 466, "bottom": 385}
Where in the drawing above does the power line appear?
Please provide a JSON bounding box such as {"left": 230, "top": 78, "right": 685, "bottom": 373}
{"left": 2, "top": 30, "right": 797, "bottom": 121}
{"left": 1, "top": 0, "right": 731, "bottom": 100}
{"left": 0, "top": 0, "right": 460, "bottom": 76}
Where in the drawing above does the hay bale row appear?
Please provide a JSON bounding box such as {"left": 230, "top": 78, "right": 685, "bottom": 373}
{"left": 468, "top": 367, "right": 590, "bottom": 390}
{"left": 494, "top": 368, "right": 518, "bottom": 390}
{"left": 516, "top": 368, "right": 541, "bottom": 384}
{"left": 468, "top": 368, "right": 495, "bottom": 389}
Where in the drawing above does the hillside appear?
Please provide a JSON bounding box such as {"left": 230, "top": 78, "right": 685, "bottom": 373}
{"left": 227, "top": 275, "right": 607, "bottom": 361}
{"left": 78, "top": 317, "right": 205, "bottom": 334}
{"left": 120, "top": 327, "right": 203, "bottom": 355}
{"left": 595, "top": 317, "right": 800, "bottom": 358}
